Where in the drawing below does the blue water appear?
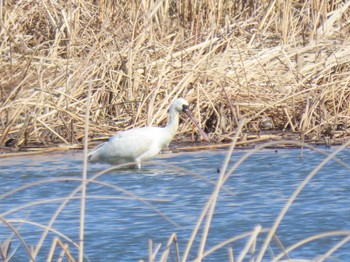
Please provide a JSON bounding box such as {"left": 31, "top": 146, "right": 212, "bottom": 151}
{"left": 1, "top": 146, "right": 350, "bottom": 261}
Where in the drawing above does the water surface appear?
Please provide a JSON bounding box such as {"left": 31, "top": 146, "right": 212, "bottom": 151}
{"left": 1, "top": 146, "right": 350, "bottom": 261}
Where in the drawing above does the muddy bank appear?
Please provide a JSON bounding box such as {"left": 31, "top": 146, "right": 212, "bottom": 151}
{"left": 1, "top": 130, "right": 348, "bottom": 159}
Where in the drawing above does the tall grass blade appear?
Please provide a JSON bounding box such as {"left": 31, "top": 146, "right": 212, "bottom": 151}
{"left": 79, "top": 81, "right": 92, "bottom": 262}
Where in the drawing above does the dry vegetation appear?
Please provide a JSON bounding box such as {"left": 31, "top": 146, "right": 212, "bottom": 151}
{"left": 1, "top": 0, "right": 350, "bottom": 150}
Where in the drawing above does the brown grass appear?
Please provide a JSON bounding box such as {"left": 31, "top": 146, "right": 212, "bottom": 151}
{"left": 1, "top": 0, "right": 350, "bottom": 149}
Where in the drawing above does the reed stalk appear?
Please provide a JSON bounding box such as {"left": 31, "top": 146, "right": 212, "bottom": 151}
{"left": 78, "top": 81, "right": 91, "bottom": 262}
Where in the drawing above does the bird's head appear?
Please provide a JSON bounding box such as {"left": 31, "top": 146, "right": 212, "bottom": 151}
{"left": 170, "top": 97, "right": 210, "bottom": 142}
{"left": 171, "top": 97, "right": 189, "bottom": 113}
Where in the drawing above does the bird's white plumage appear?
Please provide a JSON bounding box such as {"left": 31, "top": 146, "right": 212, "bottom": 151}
{"left": 88, "top": 98, "right": 197, "bottom": 168}
{"left": 88, "top": 127, "right": 172, "bottom": 167}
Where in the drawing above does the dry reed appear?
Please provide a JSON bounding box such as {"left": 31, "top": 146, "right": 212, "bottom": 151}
{"left": 1, "top": 0, "right": 350, "bottom": 150}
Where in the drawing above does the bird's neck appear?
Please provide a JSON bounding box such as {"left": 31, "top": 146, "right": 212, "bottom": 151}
{"left": 165, "top": 110, "right": 180, "bottom": 138}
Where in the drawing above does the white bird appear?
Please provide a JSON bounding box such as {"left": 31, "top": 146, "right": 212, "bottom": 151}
{"left": 88, "top": 98, "right": 209, "bottom": 168}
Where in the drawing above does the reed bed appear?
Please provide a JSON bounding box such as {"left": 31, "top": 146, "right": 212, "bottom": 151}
{"left": 1, "top": 0, "right": 350, "bottom": 149}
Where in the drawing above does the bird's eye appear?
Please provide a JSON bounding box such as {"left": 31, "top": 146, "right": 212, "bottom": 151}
{"left": 182, "top": 105, "right": 189, "bottom": 112}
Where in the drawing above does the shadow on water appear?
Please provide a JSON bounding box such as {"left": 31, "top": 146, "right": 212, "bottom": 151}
{"left": 0, "top": 147, "right": 350, "bottom": 261}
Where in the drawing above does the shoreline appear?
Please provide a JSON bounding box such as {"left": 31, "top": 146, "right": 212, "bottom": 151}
{"left": 1, "top": 131, "right": 348, "bottom": 159}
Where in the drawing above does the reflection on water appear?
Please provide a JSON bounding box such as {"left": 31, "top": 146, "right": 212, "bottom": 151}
{"left": 1, "top": 147, "right": 350, "bottom": 261}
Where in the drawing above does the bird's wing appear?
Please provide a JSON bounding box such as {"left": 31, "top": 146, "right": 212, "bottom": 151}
{"left": 103, "top": 127, "right": 157, "bottom": 158}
